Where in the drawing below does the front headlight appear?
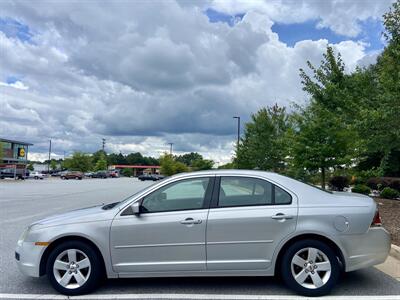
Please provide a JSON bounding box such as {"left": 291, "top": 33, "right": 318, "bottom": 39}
{"left": 17, "top": 224, "right": 36, "bottom": 246}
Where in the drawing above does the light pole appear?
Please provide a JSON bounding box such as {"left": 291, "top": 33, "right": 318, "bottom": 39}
{"left": 167, "top": 143, "right": 173, "bottom": 155}
{"left": 233, "top": 116, "right": 240, "bottom": 150}
{"left": 47, "top": 139, "right": 52, "bottom": 174}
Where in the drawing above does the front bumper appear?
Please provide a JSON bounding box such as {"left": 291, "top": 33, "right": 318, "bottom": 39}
{"left": 15, "top": 241, "right": 46, "bottom": 277}
{"left": 340, "top": 227, "right": 391, "bottom": 272}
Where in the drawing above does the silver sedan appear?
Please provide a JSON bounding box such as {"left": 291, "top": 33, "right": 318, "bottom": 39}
{"left": 15, "top": 170, "right": 390, "bottom": 296}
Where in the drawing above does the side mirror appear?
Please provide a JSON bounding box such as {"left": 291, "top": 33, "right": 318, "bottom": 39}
{"left": 132, "top": 201, "right": 141, "bottom": 215}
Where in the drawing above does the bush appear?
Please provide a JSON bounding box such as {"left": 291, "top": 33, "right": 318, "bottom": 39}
{"left": 328, "top": 176, "right": 350, "bottom": 191}
{"left": 380, "top": 187, "right": 400, "bottom": 199}
{"left": 121, "top": 168, "right": 133, "bottom": 177}
{"left": 351, "top": 184, "right": 371, "bottom": 195}
{"left": 352, "top": 169, "right": 382, "bottom": 185}
{"left": 366, "top": 177, "right": 400, "bottom": 191}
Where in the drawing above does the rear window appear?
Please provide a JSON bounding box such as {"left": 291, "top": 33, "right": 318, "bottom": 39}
{"left": 218, "top": 177, "right": 292, "bottom": 207}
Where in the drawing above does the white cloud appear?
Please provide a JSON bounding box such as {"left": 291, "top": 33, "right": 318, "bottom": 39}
{"left": 209, "top": 0, "right": 395, "bottom": 37}
{"left": 0, "top": 0, "right": 392, "bottom": 164}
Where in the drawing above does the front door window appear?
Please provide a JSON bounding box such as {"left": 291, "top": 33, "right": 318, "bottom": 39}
{"left": 141, "top": 177, "right": 210, "bottom": 213}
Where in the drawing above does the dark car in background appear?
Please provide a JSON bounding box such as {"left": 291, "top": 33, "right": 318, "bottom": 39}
{"left": 138, "top": 173, "right": 163, "bottom": 181}
{"left": 61, "top": 171, "right": 83, "bottom": 180}
{"left": 92, "top": 171, "right": 109, "bottom": 178}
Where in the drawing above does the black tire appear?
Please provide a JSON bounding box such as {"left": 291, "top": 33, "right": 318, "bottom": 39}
{"left": 46, "top": 240, "right": 104, "bottom": 296}
{"left": 280, "top": 239, "right": 340, "bottom": 297}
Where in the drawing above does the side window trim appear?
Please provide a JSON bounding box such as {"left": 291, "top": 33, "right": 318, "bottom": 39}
{"left": 210, "top": 176, "right": 292, "bottom": 209}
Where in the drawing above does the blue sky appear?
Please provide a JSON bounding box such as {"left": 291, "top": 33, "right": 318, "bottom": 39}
{"left": 0, "top": 17, "right": 33, "bottom": 42}
{"left": 205, "top": 9, "right": 385, "bottom": 52}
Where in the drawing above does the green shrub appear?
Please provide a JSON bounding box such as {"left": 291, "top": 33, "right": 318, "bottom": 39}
{"left": 380, "top": 187, "right": 400, "bottom": 199}
{"left": 351, "top": 184, "right": 371, "bottom": 195}
{"left": 121, "top": 168, "right": 133, "bottom": 177}
{"left": 352, "top": 169, "right": 382, "bottom": 185}
{"left": 328, "top": 176, "right": 350, "bottom": 191}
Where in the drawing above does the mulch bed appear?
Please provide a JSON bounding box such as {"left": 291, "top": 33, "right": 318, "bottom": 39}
{"left": 374, "top": 197, "right": 400, "bottom": 246}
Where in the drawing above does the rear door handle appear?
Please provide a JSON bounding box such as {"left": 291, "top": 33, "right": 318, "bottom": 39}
{"left": 271, "top": 213, "right": 294, "bottom": 220}
{"left": 180, "top": 218, "right": 202, "bottom": 225}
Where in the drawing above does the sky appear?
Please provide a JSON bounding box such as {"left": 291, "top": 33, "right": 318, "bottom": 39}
{"left": 0, "top": 0, "right": 395, "bottom": 163}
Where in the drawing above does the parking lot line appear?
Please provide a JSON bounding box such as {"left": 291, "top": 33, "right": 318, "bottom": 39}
{"left": 1, "top": 294, "right": 400, "bottom": 300}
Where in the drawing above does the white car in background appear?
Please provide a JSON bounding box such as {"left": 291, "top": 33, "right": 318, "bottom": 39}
{"left": 29, "top": 172, "right": 45, "bottom": 180}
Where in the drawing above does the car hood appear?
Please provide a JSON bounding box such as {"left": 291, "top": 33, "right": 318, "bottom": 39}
{"left": 33, "top": 204, "right": 114, "bottom": 227}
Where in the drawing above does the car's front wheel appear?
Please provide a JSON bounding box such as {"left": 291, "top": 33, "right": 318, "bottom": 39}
{"left": 280, "top": 239, "right": 340, "bottom": 297}
{"left": 46, "top": 240, "right": 103, "bottom": 295}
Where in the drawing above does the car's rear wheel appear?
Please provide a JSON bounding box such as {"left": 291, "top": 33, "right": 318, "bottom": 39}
{"left": 46, "top": 240, "right": 103, "bottom": 295}
{"left": 280, "top": 239, "right": 340, "bottom": 297}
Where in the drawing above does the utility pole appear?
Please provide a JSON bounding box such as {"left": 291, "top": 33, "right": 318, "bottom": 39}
{"left": 102, "top": 138, "right": 106, "bottom": 152}
{"left": 233, "top": 116, "right": 240, "bottom": 150}
{"left": 167, "top": 143, "right": 173, "bottom": 155}
{"left": 48, "top": 139, "right": 52, "bottom": 174}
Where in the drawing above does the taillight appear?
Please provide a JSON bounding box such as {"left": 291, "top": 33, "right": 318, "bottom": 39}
{"left": 371, "top": 209, "right": 382, "bottom": 227}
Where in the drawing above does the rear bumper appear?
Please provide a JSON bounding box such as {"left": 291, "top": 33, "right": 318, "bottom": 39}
{"left": 15, "top": 242, "right": 45, "bottom": 277}
{"left": 340, "top": 227, "right": 391, "bottom": 272}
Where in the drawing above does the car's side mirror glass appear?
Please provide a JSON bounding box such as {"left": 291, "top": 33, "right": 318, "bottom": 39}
{"left": 121, "top": 201, "right": 142, "bottom": 216}
{"left": 132, "top": 201, "right": 141, "bottom": 215}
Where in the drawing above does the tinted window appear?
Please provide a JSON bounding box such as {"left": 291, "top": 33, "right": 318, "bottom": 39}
{"left": 142, "top": 178, "right": 210, "bottom": 213}
{"left": 218, "top": 177, "right": 272, "bottom": 207}
{"left": 275, "top": 185, "right": 292, "bottom": 204}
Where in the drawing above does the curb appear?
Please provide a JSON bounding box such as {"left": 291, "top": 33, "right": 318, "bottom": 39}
{"left": 391, "top": 244, "right": 400, "bottom": 260}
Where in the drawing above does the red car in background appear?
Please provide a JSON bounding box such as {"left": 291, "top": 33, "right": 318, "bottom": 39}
{"left": 107, "top": 170, "right": 119, "bottom": 178}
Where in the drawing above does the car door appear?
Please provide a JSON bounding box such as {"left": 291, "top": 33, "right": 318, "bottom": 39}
{"left": 110, "top": 176, "right": 214, "bottom": 274}
{"left": 206, "top": 176, "right": 297, "bottom": 270}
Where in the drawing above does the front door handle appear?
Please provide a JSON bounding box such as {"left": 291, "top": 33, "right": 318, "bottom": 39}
{"left": 271, "top": 213, "right": 294, "bottom": 220}
{"left": 180, "top": 218, "right": 202, "bottom": 225}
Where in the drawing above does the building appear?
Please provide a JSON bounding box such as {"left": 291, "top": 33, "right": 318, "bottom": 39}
{"left": 0, "top": 138, "right": 33, "bottom": 179}
{"left": 110, "top": 165, "right": 160, "bottom": 177}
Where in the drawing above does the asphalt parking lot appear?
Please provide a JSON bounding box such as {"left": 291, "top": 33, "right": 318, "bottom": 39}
{"left": 0, "top": 178, "right": 399, "bottom": 299}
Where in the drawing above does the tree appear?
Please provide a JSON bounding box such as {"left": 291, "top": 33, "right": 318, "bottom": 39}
{"left": 94, "top": 152, "right": 108, "bottom": 171}
{"left": 27, "top": 163, "right": 34, "bottom": 171}
{"left": 349, "top": 0, "right": 400, "bottom": 176}
{"left": 160, "top": 154, "right": 175, "bottom": 176}
{"left": 62, "top": 151, "right": 92, "bottom": 172}
{"left": 290, "top": 105, "right": 354, "bottom": 189}
{"left": 192, "top": 158, "right": 214, "bottom": 171}
{"left": 235, "top": 104, "right": 289, "bottom": 172}
{"left": 175, "top": 152, "right": 203, "bottom": 166}
{"left": 121, "top": 168, "right": 133, "bottom": 177}
{"left": 0, "top": 142, "right": 3, "bottom": 160}
{"left": 160, "top": 154, "right": 188, "bottom": 176}
{"left": 292, "top": 47, "right": 357, "bottom": 189}
{"left": 92, "top": 150, "right": 107, "bottom": 165}
{"left": 50, "top": 159, "right": 58, "bottom": 171}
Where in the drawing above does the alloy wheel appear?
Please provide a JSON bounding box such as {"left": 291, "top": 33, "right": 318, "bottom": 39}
{"left": 53, "top": 249, "right": 91, "bottom": 289}
{"left": 290, "top": 247, "right": 331, "bottom": 289}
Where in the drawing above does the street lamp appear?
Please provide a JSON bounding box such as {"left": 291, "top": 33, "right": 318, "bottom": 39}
{"left": 233, "top": 116, "right": 240, "bottom": 150}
